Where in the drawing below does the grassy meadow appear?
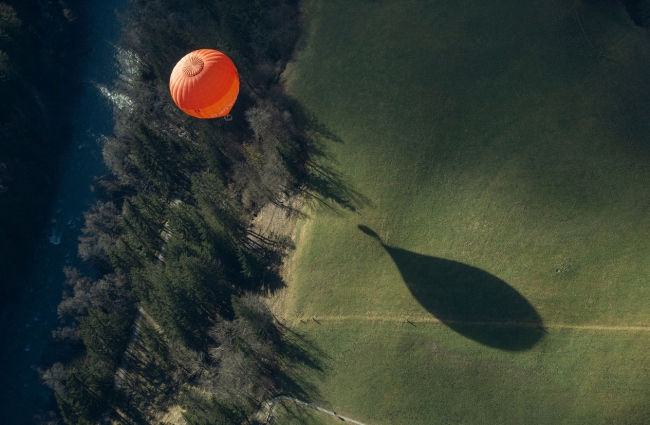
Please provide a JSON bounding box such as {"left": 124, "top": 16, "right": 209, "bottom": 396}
{"left": 277, "top": 0, "right": 650, "bottom": 423}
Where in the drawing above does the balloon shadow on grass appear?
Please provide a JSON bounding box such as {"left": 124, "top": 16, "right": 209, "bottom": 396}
{"left": 358, "top": 225, "right": 544, "bottom": 351}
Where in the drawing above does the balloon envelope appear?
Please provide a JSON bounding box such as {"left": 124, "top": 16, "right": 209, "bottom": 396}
{"left": 169, "top": 49, "right": 240, "bottom": 119}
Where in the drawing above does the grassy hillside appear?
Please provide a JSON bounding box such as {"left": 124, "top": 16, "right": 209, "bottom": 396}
{"left": 280, "top": 0, "right": 650, "bottom": 423}
{"left": 284, "top": 322, "right": 650, "bottom": 424}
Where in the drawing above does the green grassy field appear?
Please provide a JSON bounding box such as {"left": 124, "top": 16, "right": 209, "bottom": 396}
{"left": 284, "top": 322, "right": 650, "bottom": 424}
{"left": 280, "top": 0, "right": 650, "bottom": 423}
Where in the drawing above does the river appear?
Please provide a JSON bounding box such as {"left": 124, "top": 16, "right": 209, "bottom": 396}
{"left": 0, "top": 0, "right": 126, "bottom": 422}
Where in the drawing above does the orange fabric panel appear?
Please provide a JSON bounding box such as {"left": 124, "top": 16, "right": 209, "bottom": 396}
{"left": 169, "top": 49, "right": 240, "bottom": 119}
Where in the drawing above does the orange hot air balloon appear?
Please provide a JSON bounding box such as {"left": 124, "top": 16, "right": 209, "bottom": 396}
{"left": 169, "top": 49, "right": 240, "bottom": 119}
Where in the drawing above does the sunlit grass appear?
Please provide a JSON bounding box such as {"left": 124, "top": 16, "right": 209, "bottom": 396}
{"left": 285, "top": 0, "right": 650, "bottom": 326}
{"left": 286, "top": 321, "right": 650, "bottom": 425}
{"left": 280, "top": 0, "right": 650, "bottom": 422}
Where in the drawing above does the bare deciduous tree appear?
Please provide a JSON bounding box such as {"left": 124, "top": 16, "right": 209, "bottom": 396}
{"left": 78, "top": 201, "right": 122, "bottom": 268}
{"left": 39, "top": 362, "right": 66, "bottom": 394}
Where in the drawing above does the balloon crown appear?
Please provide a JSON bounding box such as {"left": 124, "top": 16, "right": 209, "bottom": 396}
{"left": 182, "top": 56, "right": 204, "bottom": 77}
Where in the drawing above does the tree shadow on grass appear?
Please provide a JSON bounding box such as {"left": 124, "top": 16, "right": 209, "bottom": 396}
{"left": 275, "top": 323, "right": 328, "bottom": 402}
{"left": 299, "top": 160, "right": 371, "bottom": 214}
{"left": 281, "top": 99, "right": 371, "bottom": 214}
{"left": 358, "top": 225, "right": 544, "bottom": 351}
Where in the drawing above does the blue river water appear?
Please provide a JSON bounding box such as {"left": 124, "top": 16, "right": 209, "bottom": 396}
{"left": 0, "top": 0, "right": 126, "bottom": 422}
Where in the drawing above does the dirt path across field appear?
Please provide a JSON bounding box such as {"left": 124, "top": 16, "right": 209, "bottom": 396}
{"left": 290, "top": 315, "right": 650, "bottom": 332}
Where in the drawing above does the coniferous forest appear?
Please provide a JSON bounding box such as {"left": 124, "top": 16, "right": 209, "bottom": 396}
{"left": 38, "top": 0, "right": 356, "bottom": 423}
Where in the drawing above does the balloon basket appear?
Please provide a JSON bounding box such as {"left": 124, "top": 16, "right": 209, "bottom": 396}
{"left": 224, "top": 114, "right": 233, "bottom": 121}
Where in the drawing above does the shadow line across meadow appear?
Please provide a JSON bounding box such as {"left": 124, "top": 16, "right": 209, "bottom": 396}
{"left": 358, "top": 225, "right": 544, "bottom": 351}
